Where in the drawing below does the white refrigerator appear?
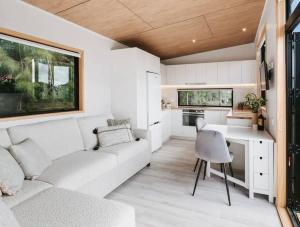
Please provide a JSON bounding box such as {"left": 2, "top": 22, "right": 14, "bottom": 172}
{"left": 147, "top": 72, "right": 162, "bottom": 152}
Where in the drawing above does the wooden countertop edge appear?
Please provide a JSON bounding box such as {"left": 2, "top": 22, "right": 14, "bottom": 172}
{"left": 226, "top": 116, "right": 253, "bottom": 119}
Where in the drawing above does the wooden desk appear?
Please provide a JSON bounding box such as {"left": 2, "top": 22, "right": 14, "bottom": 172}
{"left": 202, "top": 124, "right": 275, "bottom": 202}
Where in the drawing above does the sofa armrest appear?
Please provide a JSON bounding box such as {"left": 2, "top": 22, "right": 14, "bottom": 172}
{"left": 133, "top": 129, "right": 149, "bottom": 140}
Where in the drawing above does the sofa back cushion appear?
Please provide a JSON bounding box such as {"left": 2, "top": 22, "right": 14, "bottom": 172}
{"left": 77, "top": 114, "right": 113, "bottom": 150}
{"left": 0, "top": 129, "right": 12, "bottom": 149}
{"left": 0, "top": 199, "right": 20, "bottom": 227}
{"left": 0, "top": 146, "right": 24, "bottom": 196}
{"left": 8, "top": 118, "right": 84, "bottom": 160}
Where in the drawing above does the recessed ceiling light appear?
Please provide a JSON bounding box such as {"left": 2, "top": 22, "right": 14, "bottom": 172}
{"left": 242, "top": 28, "right": 247, "bottom": 32}
{"left": 192, "top": 39, "right": 196, "bottom": 43}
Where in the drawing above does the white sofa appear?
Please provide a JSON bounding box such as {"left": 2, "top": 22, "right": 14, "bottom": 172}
{"left": 1, "top": 114, "right": 151, "bottom": 227}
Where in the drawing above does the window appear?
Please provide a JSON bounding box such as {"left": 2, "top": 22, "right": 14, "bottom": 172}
{"left": 288, "top": 0, "right": 300, "bottom": 16}
{"left": 0, "top": 33, "right": 81, "bottom": 117}
{"left": 286, "top": 2, "right": 300, "bottom": 225}
{"left": 178, "top": 89, "right": 233, "bottom": 107}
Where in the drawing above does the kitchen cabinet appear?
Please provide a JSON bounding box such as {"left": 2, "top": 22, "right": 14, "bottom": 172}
{"left": 242, "top": 60, "right": 256, "bottom": 83}
{"left": 204, "top": 63, "right": 218, "bottom": 84}
{"left": 162, "top": 110, "right": 172, "bottom": 143}
{"left": 170, "top": 109, "right": 230, "bottom": 138}
{"left": 229, "top": 61, "right": 242, "bottom": 84}
{"left": 160, "top": 64, "right": 167, "bottom": 85}
{"left": 204, "top": 109, "right": 230, "bottom": 125}
{"left": 111, "top": 47, "right": 160, "bottom": 130}
{"left": 217, "top": 62, "right": 230, "bottom": 84}
{"left": 183, "top": 126, "right": 197, "bottom": 138}
{"left": 171, "top": 109, "right": 183, "bottom": 137}
{"left": 185, "top": 64, "right": 197, "bottom": 84}
{"left": 164, "top": 60, "right": 256, "bottom": 86}
{"left": 166, "top": 65, "right": 186, "bottom": 85}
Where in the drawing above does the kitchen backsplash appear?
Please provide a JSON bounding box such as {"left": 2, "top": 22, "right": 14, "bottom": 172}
{"left": 161, "top": 87, "right": 257, "bottom": 109}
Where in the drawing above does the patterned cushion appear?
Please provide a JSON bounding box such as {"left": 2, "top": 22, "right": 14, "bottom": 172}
{"left": 107, "top": 119, "right": 131, "bottom": 127}
{"left": 9, "top": 138, "right": 52, "bottom": 180}
{"left": 95, "top": 124, "right": 134, "bottom": 148}
{"left": 0, "top": 146, "right": 24, "bottom": 196}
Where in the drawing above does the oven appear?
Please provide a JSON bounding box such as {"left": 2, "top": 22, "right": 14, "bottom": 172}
{"left": 182, "top": 109, "right": 205, "bottom": 126}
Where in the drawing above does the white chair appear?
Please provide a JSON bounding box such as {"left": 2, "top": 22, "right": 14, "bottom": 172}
{"left": 192, "top": 118, "right": 234, "bottom": 206}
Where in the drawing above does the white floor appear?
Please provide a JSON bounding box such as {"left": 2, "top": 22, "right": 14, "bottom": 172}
{"left": 107, "top": 139, "right": 281, "bottom": 227}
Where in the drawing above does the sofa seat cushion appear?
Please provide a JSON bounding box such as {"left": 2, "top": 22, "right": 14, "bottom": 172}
{"left": 8, "top": 118, "right": 84, "bottom": 160}
{"left": 37, "top": 151, "right": 118, "bottom": 190}
{"left": 3, "top": 180, "right": 52, "bottom": 208}
{"left": 100, "top": 139, "right": 149, "bottom": 164}
{"left": 12, "top": 188, "right": 135, "bottom": 227}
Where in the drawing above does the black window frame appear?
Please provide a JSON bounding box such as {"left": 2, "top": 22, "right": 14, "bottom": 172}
{"left": 286, "top": 1, "right": 300, "bottom": 226}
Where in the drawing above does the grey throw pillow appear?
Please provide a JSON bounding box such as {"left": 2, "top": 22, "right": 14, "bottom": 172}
{"left": 107, "top": 118, "right": 131, "bottom": 127}
{"left": 0, "top": 199, "right": 20, "bottom": 227}
{"left": 0, "top": 147, "right": 24, "bottom": 196}
{"left": 9, "top": 138, "right": 52, "bottom": 180}
{"left": 95, "top": 124, "right": 134, "bottom": 148}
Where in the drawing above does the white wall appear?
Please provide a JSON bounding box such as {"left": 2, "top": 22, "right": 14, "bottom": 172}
{"left": 162, "top": 43, "right": 256, "bottom": 65}
{"left": 255, "top": 0, "right": 277, "bottom": 138}
{"left": 0, "top": 0, "right": 126, "bottom": 128}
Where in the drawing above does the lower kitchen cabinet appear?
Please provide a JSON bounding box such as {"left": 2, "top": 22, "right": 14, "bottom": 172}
{"left": 162, "top": 110, "right": 172, "bottom": 143}
{"left": 162, "top": 109, "right": 231, "bottom": 141}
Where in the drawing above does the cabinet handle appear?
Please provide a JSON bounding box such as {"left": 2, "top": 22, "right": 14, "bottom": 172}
{"left": 260, "top": 173, "right": 263, "bottom": 176}
{"left": 260, "top": 157, "right": 263, "bottom": 160}
{"left": 259, "top": 141, "right": 262, "bottom": 144}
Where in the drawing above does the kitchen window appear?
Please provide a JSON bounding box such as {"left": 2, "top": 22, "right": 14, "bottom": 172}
{"left": 178, "top": 88, "right": 233, "bottom": 107}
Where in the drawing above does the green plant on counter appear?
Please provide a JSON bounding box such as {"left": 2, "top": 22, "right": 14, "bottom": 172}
{"left": 244, "top": 93, "right": 265, "bottom": 113}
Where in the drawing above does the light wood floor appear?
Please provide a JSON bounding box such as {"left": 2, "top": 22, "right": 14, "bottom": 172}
{"left": 106, "top": 139, "right": 281, "bottom": 227}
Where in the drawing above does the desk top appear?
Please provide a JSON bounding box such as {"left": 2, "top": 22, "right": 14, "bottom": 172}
{"left": 203, "top": 124, "right": 274, "bottom": 142}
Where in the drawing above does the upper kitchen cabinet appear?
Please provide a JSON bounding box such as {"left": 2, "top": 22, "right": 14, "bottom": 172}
{"left": 203, "top": 63, "right": 218, "bottom": 84}
{"left": 217, "top": 62, "right": 230, "bottom": 84}
{"left": 161, "top": 64, "right": 167, "bottom": 85}
{"left": 242, "top": 60, "right": 257, "bottom": 84}
{"left": 164, "top": 60, "right": 256, "bottom": 86}
{"left": 229, "top": 61, "right": 242, "bottom": 84}
{"left": 166, "top": 65, "right": 186, "bottom": 85}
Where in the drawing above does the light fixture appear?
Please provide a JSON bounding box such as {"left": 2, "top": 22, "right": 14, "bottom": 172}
{"left": 242, "top": 28, "right": 247, "bottom": 32}
{"left": 192, "top": 39, "right": 196, "bottom": 43}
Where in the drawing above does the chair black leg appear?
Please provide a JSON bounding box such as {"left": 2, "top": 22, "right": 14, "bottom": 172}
{"left": 229, "top": 163, "right": 235, "bottom": 187}
{"left": 192, "top": 160, "right": 203, "bottom": 196}
{"left": 193, "top": 158, "right": 199, "bottom": 172}
{"left": 222, "top": 163, "right": 231, "bottom": 206}
{"left": 203, "top": 161, "right": 207, "bottom": 180}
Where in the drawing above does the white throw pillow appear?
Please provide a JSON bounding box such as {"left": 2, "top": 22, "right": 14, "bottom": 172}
{"left": 0, "top": 199, "right": 20, "bottom": 227}
{"left": 9, "top": 138, "right": 52, "bottom": 180}
{"left": 95, "top": 124, "right": 134, "bottom": 148}
{"left": 0, "top": 147, "right": 24, "bottom": 196}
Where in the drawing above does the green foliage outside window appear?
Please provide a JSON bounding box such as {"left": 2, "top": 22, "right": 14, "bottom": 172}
{"left": 178, "top": 89, "right": 233, "bottom": 107}
{"left": 0, "top": 38, "right": 79, "bottom": 117}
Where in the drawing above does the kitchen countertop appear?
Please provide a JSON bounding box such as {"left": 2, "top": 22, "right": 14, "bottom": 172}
{"left": 226, "top": 109, "right": 255, "bottom": 119}
{"left": 164, "top": 107, "right": 232, "bottom": 111}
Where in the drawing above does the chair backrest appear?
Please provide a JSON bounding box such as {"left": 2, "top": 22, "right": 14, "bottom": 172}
{"left": 195, "top": 130, "right": 231, "bottom": 163}
{"left": 195, "top": 117, "right": 206, "bottom": 132}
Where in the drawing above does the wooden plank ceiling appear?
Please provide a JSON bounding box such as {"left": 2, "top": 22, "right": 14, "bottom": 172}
{"left": 24, "top": 0, "right": 265, "bottom": 59}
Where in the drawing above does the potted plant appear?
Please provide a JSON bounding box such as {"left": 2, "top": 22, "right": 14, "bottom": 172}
{"left": 244, "top": 93, "right": 266, "bottom": 113}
